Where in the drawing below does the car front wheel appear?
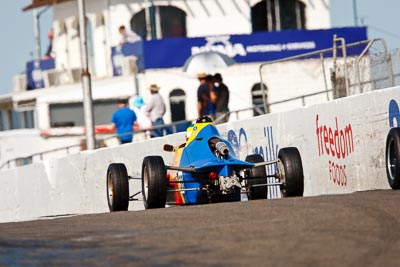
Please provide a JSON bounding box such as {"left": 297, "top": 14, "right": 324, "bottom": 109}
{"left": 386, "top": 127, "right": 400, "bottom": 189}
{"left": 142, "top": 156, "right": 167, "bottom": 209}
{"left": 107, "top": 163, "right": 129, "bottom": 212}
{"left": 278, "top": 147, "right": 304, "bottom": 197}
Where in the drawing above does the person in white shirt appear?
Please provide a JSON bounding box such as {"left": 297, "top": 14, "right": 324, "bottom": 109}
{"left": 118, "top": 25, "right": 142, "bottom": 44}
{"left": 146, "top": 84, "right": 167, "bottom": 138}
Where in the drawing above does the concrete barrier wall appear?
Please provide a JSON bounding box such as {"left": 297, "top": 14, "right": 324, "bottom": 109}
{"left": 1, "top": 86, "right": 398, "bottom": 223}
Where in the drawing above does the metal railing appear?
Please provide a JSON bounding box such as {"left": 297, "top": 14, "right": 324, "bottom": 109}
{"left": 267, "top": 89, "right": 333, "bottom": 108}
{"left": 0, "top": 87, "right": 343, "bottom": 171}
{"left": 1, "top": 107, "right": 258, "bottom": 170}
{"left": 258, "top": 38, "right": 391, "bottom": 112}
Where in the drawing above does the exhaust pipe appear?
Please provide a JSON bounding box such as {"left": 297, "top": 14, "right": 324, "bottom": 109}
{"left": 215, "top": 141, "right": 229, "bottom": 156}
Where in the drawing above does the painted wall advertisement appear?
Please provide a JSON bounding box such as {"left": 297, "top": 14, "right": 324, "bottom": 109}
{"left": 111, "top": 26, "right": 367, "bottom": 75}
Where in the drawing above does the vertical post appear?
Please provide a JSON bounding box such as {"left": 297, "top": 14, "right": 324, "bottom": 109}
{"left": 145, "top": 0, "right": 152, "bottom": 40}
{"left": 133, "top": 57, "right": 140, "bottom": 96}
{"left": 340, "top": 38, "right": 349, "bottom": 96}
{"left": 331, "top": 34, "right": 337, "bottom": 98}
{"left": 333, "top": 35, "right": 349, "bottom": 96}
{"left": 106, "top": 0, "right": 112, "bottom": 73}
{"left": 379, "top": 39, "right": 395, "bottom": 87}
{"left": 295, "top": 0, "right": 302, "bottom": 29}
{"left": 259, "top": 63, "right": 268, "bottom": 114}
{"left": 274, "top": 0, "right": 281, "bottom": 31}
{"left": 352, "top": 0, "right": 358, "bottom": 26}
{"left": 266, "top": 0, "right": 273, "bottom": 31}
{"left": 155, "top": 6, "right": 162, "bottom": 39}
{"left": 78, "top": 0, "right": 96, "bottom": 150}
{"left": 320, "top": 52, "right": 330, "bottom": 101}
{"left": 33, "top": 8, "right": 41, "bottom": 59}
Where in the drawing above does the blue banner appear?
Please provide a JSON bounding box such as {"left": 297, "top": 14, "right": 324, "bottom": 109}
{"left": 26, "top": 58, "right": 55, "bottom": 90}
{"left": 111, "top": 27, "right": 367, "bottom": 73}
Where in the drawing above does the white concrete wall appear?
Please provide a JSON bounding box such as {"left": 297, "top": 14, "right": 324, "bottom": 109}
{"left": 303, "top": 0, "right": 331, "bottom": 30}
{"left": 0, "top": 129, "right": 82, "bottom": 169}
{"left": 0, "top": 85, "right": 395, "bottom": 223}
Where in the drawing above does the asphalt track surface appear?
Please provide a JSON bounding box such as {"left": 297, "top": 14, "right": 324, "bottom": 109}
{"left": 0, "top": 190, "right": 400, "bottom": 267}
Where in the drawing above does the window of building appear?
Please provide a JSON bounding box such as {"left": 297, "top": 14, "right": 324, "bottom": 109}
{"left": 0, "top": 111, "right": 5, "bottom": 131}
{"left": 251, "top": 0, "right": 275, "bottom": 32}
{"left": 169, "top": 89, "right": 186, "bottom": 122}
{"left": 130, "top": 10, "right": 147, "bottom": 39}
{"left": 10, "top": 111, "right": 22, "bottom": 129}
{"left": 0, "top": 109, "right": 34, "bottom": 130}
{"left": 251, "top": 0, "right": 306, "bottom": 32}
{"left": 16, "top": 157, "right": 33, "bottom": 167}
{"left": 49, "top": 100, "right": 122, "bottom": 128}
{"left": 130, "top": 5, "right": 187, "bottom": 40}
{"left": 24, "top": 111, "right": 34, "bottom": 129}
{"left": 251, "top": 83, "right": 268, "bottom": 115}
{"left": 280, "top": 0, "right": 306, "bottom": 30}
{"left": 169, "top": 89, "right": 191, "bottom": 132}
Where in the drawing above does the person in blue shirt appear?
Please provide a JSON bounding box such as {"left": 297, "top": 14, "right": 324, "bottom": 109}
{"left": 111, "top": 99, "right": 137, "bottom": 144}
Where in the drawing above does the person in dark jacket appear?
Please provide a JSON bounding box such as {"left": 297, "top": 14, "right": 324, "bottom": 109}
{"left": 213, "top": 73, "right": 230, "bottom": 123}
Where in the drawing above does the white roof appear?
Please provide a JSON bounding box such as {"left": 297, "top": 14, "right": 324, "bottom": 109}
{"left": 12, "top": 76, "right": 136, "bottom": 105}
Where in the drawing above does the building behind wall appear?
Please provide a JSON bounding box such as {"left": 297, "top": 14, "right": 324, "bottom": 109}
{"left": 6, "top": 0, "right": 376, "bottom": 167}
{"left": 48, "top": 0, "right": 330, "bottom": 78}
{"left": 30, "top": 0, "right": 332, "bottom": 123}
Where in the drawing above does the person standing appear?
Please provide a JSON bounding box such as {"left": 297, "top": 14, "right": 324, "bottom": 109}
{"left": 206, "top": 74, "right": 217, "bottom": 120}
{"left": 146, "top": 84, "right": 167, "bottom": 138}
{"left": 197, "top": 73, "right": 210, "bottom": 117}
{"left": 111, "top": 99, "right": 137, "bottom": 144}
{"left": 213, "top": 73, "right": 230, "bottom": 123}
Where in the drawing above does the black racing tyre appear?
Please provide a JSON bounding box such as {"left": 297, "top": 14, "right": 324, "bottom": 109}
{"left": 278, "top": 147, "right": 304, "bottom": 197}
{"left": 142, "top": 156, "right": 167, "bottom": 209}
{"left": 107, "top": 163, "right": 129, "bottom": 212}
{"left": 245, "top": 154, "right": 268, "bottom": 200}
{"left": 386, "top": 128, "right": 400, "bottom": 189}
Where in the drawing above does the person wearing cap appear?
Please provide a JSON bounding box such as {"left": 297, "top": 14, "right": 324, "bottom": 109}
{"left": 111, "top": 99, "right": 137, "bottom": 144}
{"left": 213, "top": 73, "right": 230, "bottom": 123}
{"left": 145, "top": 84, "right": 167, "bottom": 138}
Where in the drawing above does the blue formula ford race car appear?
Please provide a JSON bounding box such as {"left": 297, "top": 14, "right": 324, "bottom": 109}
{"left": 106, "top": 116, "right": 304, "bottom": 211}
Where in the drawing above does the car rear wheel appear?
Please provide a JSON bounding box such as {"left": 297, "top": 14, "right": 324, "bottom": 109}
{"left": 245, "top": 154, "right": 268, "bottom": 199}
{"left": 386, "top": 127, "right": 400, "bottom": 189}
{"left": 107, "top": 163, "right": 129, "bottom": 212}
{"left": 278, "top": 147, "right": 304, "bottom": 197}
{"left": 142, "top": 156, "right": 167, "bottom": 209}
